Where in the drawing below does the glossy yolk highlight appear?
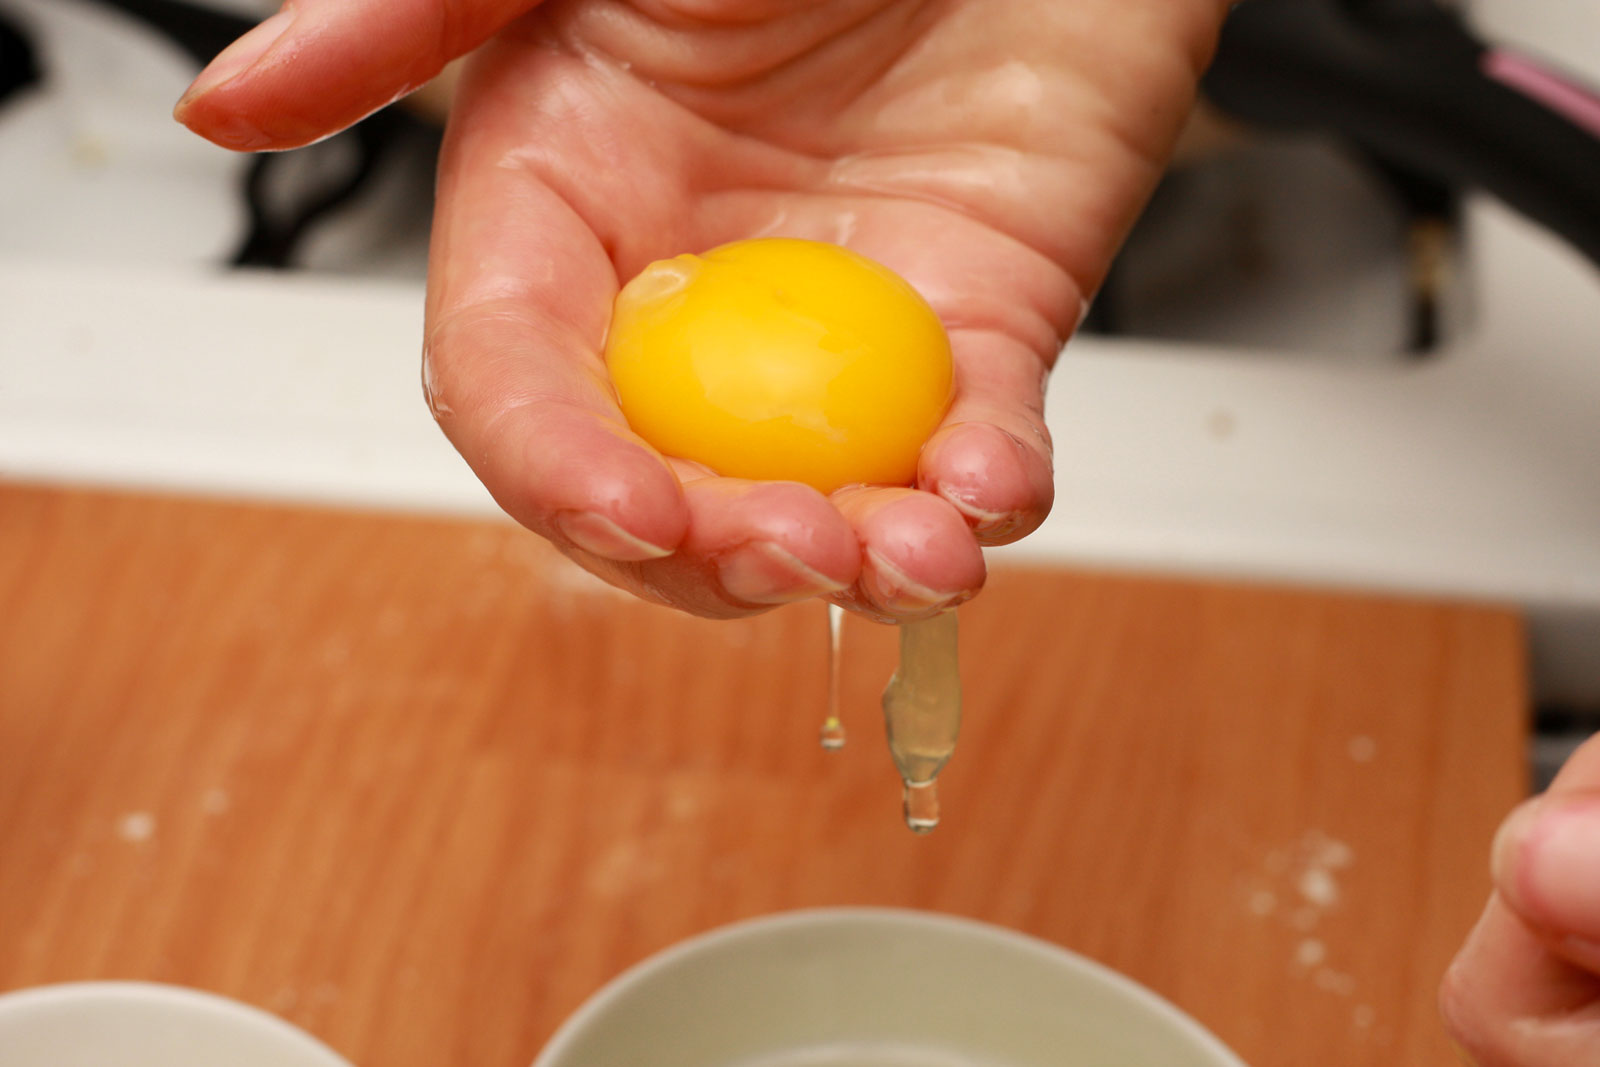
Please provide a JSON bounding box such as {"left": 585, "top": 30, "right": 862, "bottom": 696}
{"left": 604, "top": 238, "right": 954, "bottom": 495}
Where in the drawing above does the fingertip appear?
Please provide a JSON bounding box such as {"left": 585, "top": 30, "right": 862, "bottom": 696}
{"left": 171, "top": 1, "right": 472, "bottom": 152}
{"left": 714, "top": 541, "right": 851, "bottom": 606}
{"left": 172, "top": 9, "right": 295, "bottom": 144}
{"left": 1494, "top": 792, "right": 1600, "bottom": 946}
{"left": 475, "top": 406, "right": 688, "bottom": 561}
{"left": 682, "top": 479, "right": 860, "bottom": 606}
{"left": 921, "top": 422, "right": 1054, "bottom": 545}
{"left": 834, "top": 489, "right": 985, "bottom": 619}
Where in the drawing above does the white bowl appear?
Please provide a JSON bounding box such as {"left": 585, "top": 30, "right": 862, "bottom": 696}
{"left": 0, "top": 982, "right": 352, "bottom": 1067}
{"left": 535, "top": 909, "right": 1247, "bottom": 1067}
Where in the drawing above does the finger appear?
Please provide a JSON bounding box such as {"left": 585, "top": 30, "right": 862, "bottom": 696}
{"left": 173, "top": 0, "right": 543, "bottom": 151}
{"left": 1491, "top": 734, "right": 1600, "bottom": 972}
{"left": 1440, "top": 732, "right": 1600, "bottom": 1066}
{"left": 918, "top": 327, "right": 1056, "bottom": 545}
{"left": 423, "top": 69, "right": 687, "bottom": 562}
{"left": 1441, "top": 895, "right": 1600, "bottom": 1066}
{"left": 829, "top": 488, "right": 985, "bottom": 622}
{"left": 429, "top": 301, "right": 690, "bottom": 560}
{"left": 579, "top": 473, "right": 859, "bottom": 619}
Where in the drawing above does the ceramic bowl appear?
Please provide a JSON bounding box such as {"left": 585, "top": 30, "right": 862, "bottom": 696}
{"left": 534, "top": 908, "right": 1247, "bottom": 1067}
{"left": 0, "top": 981, "right": 351, "bottom": 1067}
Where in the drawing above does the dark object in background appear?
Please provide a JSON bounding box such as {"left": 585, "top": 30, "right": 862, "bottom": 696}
{"left": 230, "top": 107, "right": 439, "bottom": 270}
{"left": 1087, "top": 0, "right": 1600, "bottom": 355}
{"left": 1203, "top": 0, "right": 1600, "bottom": 271}
{"left": 1363, "top": 156, "right": 1456, "bottom": 353}
{"left": 0, "top": 8, "right": 43, "bottom": 108}
{"left": 70, "top": 0, "right": 439, "bottom": 270}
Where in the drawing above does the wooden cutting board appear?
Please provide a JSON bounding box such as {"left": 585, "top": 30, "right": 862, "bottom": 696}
{"left": 0, "top": 484, "right": 1526, "bottom": 1066}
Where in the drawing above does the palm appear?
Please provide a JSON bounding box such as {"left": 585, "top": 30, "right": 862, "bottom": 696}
{"left": 423, "top": 0, "right": 1219, "bottom": 616}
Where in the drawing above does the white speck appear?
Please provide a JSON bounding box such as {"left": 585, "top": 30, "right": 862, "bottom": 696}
{"left": 1247, "top": 889, "right": 1278, "bottom": 917}
{"left": 1353, "top": 1004, "right": 1376, "bottom": 1029}
{"left": 117, "top": 811, "right": 156, "bottom": 843}
{"left": 201, "top": 789, "right": 230, "bottom": 815}
{"left": 1305, "top": 831, "right": 1354, "bottom": 869}
{"left": 585, "top": 839, "right": 664, "bottom": 898}
{"left": 666, "top": 783, "right": 703, "bottom": 821}
{"left": 1299, "top": 866, "right": 1339, "bottom": 908}
{"left": 1314, "top": 968, "right": 1357, "bottom": 997}
{"left": 1291, "top": 906, "right": 1321, "bottom": 932}
{"left": 71, "top": 133, "right": 111, "bottom": 170}
{"left": 1295, "top": 939, "right": 1326, "bottom": 968}
{"left": 1347, "top": 736, "right": 1377, "bottom": 763}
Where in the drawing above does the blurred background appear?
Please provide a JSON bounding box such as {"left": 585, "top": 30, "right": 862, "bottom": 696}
{"left": 1, "top": 0, "right": 1597, "bottom": 778}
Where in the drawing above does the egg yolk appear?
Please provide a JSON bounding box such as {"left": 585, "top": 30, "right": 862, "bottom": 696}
{"left": 604, "top": 238, "right": 953, "bottom": 495}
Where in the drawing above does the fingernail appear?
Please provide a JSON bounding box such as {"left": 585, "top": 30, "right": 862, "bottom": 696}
{"left": 176, "top": 9, "right": 296, "bottom": 114}
{"left": 717, "top": 542, "right": 848, "bottom": 605}
{"left": 555, "top": 511, "right": 673, "bottom": 562}
{"left": 863, "top": 549, "right": 969, "bottom": 616}
{"left": 937, "top": 485, "right": 1020, "bottom": 539}
{"left": 1505, "top": 796, "right": 1600, "bottom": 936}
{"left": 194, "top": 115, "right": 275, "bottom": 151}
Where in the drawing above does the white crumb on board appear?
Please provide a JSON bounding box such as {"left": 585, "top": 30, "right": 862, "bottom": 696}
{"left": 1314, "top": 968, "right": 1358, "bottom": 997}
{"left": 1299, "top": 866, "right": 1339, "bottom": 909}
{"left": 117, "top": 811, "right": 156, "bottom": 843}
{"left": 1295, "top": 939, "right": 1327, "bottom": 968}
{"left": 201, "top": 788, "right": 230, "bottom": 815}
{"left": 1242, "top": 830, "right": 1354, "bottom": 923}
{"left": 1240, "top": 830, "right": 1363, "bottom": 1000}
{"left": 1347, "top": 735, "right": 1377, "bottom": 763}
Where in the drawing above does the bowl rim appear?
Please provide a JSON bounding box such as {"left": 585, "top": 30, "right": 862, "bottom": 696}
{"left": 0, "top": 980, "right": 353, "bottom": 1067}
{"left": 532, "top": 906, "right": 1248, "bottom": 1067}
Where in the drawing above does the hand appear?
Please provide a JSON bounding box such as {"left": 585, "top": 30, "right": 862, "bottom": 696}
{"left": 176, "top": 0, "right": 1229, "bottom": 618}
{"left": 1442, "top": 732, "right": 1600, "bottom": 1065}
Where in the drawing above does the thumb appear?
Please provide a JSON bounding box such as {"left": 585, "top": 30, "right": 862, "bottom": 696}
{"left": 1492, "top": 737, "right": 1600, "bottom": 973}
{"left": 173, "top": 0, "right": 543, "bottom": 151}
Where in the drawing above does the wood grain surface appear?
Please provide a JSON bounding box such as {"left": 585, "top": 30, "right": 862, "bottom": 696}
{"left": 0, "top": 484, "right": 1527, "bottom": 1066}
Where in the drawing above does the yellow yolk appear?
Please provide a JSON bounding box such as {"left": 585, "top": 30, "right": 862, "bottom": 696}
{"left": 604, "top": 238, "right": 953, "bottom": 495}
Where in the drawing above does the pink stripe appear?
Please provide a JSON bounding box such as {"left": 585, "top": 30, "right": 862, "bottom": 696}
{"left": 1483, "top": 48, "right": 1600, "bottom": 140}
